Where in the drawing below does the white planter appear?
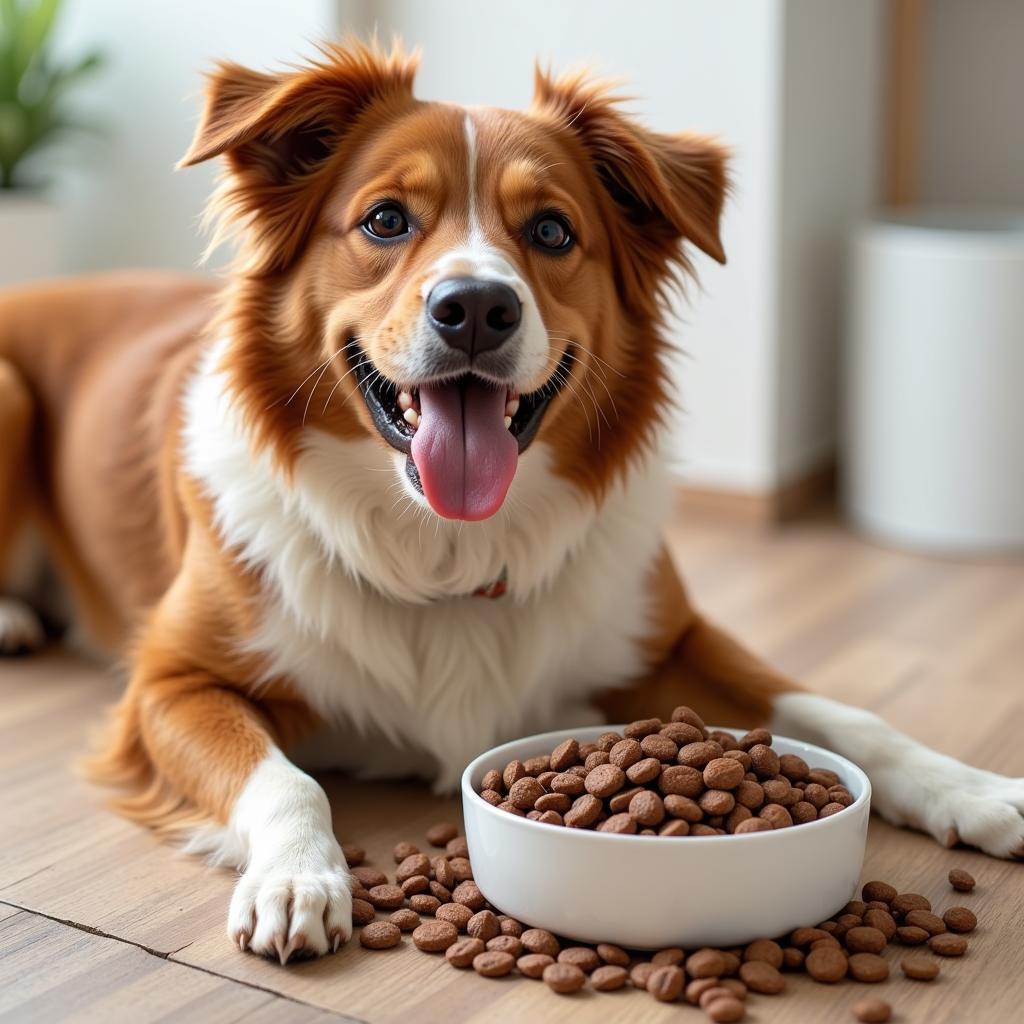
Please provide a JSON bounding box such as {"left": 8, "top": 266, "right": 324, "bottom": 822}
{"left": 0, "top": 192, "right": 61, "bottom": 286}
{"left": 843, "top": 208, "right": 1024, "bottom": 555}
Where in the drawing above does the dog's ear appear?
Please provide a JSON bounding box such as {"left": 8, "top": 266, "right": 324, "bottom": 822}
{"left": 533, "top": 68, "right": 728, "bottom": 308}
{"left": 179, "top": 41, "right": 418, "bottom": 272}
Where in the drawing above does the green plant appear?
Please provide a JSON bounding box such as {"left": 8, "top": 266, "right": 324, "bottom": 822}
{"left": 0, "top": 0, "right": 101, "bottom": 189}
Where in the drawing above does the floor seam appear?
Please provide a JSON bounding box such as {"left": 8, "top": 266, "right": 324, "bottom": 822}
{"left": 0, "top": 899, "right": 365, "bottom": 1023}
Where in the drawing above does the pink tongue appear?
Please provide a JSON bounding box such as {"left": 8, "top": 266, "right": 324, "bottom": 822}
{"left": 411, "top": 379, "right": 518, "bottom": 520}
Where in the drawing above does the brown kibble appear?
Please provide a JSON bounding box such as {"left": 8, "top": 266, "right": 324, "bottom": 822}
{"left": 596, "top": 942, "right": 630, "bottom": 966}
{"left": 396, "top": 853, "right": 431, "bottom": 883}
{"left": 700, "top": 789, "right": 736, "bottom": 816}
{"left": 630, "top": 962, "right": 655, "bottom": 989}
{"left": 891, "top": 892, "right": 931, "bottom": 916}
{"left": 704, "top": 757, "right": 747, "bottom": 790}
{"left": 449, "top": 856, "right": 474, "bottom": 882}
{"left": 550, "top": 772, "right": 586, "bottom": 796}
{"left": 852, "top": 997, "right": 892, "bottom": 1022}
{"left": 445, "top": 936, "right": 485, "bottom": 967}
{"left": 585, "top": 762, "right": 627, "bottom": 798}
{"left": 473, "top": 950, "right": 515, "bottom": 977}
{"left": 341, "top": 843, "right": 365, "bottom": 867}
{"left": 351, "top": 898, "right": 375, "bottom": 926}
{"left": 734, "top": 817, "right": 773, "bottom": 833}
{"left": 671, "top": 705, "right": 706, "bottom": 729}
{"left": 466, "top": 909, "right": 499, "bottom": 942}
{"left": 843, "top": 899, "right": 868, "bottom": 917}
{"left": 687, "top": 947, "right": 726, "bottom": 978}
{"left": 739, "top": 960, "right": 786, "bottom": 994}
{"left": 585, "top": 750, "right": 610, "bottom": 770}
{"left": 805, "top": 946, "right": 849, "bottom": 983}
{"left": 641, "top": 733, "right": 679, "bottom": 762}
{"left": 425, "top": 822, "right": 459, "bottom": 847}
{"left": 557, "top": 947, "right": 600, "bottom": 973}
{"left": 948, "top": 868, "right": 976, "bottom": 893}
{"left": 521, "top": 928, "right": 560, "bottom": 957}
{"left": 351, "top": 865, "right": 387, "bottom": 888}
{"left": 659, "top": 764, "right": 705, "bottom": 797}
{"left": 436, "top": 902, "right": 473, "bottom": 930}
{"left": 486, "top": 935, "right": 524, "bottom": 957}
{"left": 677, "top": 740, "right": 724, "bottom": 769}
{"left": 735, "top": 780, "right": 766, "bottom": 809}
{"left": 686, "top": 977, "right": 721, "bottom": 1004}
{"left": 748, "top": 744, "right": 781, "bottom": 779}
{"left": 591, "top": 964, "right": 628, "bottom": 991}
{"left": 507, "top": 776, "right": 544, "bottom": 810}
{"left": 498, "top": 916, "right": 523, "bottom": 937}
{"left": 845, "top": 926, "right": 887, "bottom": 954}
{"left": 782, "top": 947, "right": 805, "bottom": 970}
{"left": 625, "top": 756, "right": 662, "bottom": 785}
{"left": 861, "top": 880, "right": 897, "bottom": 904}
{"left": 389, "top": 908, "right": 420, "bottom": 932}
{"left": 791, "top": 801, "right": 818, "bottom": 824}
{"left": 848, "top": 952, "right": 889, "bottom": 982}
{"left": 596, "top": 731, "right": 623, "bottom": 751}
{"left": 624, "top": 717, "right": 663, "bottom": 739}
{"left": 367, "top": 884, "right": 405, "bottom": 910}
{"left": 413, "top": 919, "right": 459, "bottom": 952}
{"left": 480, "top": 789, "right": 502, "bottom": 806}
{"left": 819, "top": 802, "right": 846, "bottom": 817}
{"left": 661, "top": 721, "right": 704, "bottom": 745}
{"left": 759, "top": 803, "right": 793, "bottom": 829}
{"left": 904, "top": 909, "right": 945, "bottom": 936}
{"left": 534, "top": 792, "right": 571, "bottom": 814}
{"left": 392, "top": 840, "right": 419, "bottom": 863}
{"left": 762, "top": 779, "right": 796, "bottom": 806}
{"left": 743, "top": 938, "right": 783, "bottom": 968}
{"left": 608, "top": 786, "right": 644, "bottom": 813}
{"left": 896, "top": 925, "right": 929, "bottom": 945}
{"left": 705, "top": 996, "right": 746, "bottom": 1023}
{"left": 804, "top": 783, "right": 830, "bottom": 809}
{"left": 550, "top": 738, "right": 580, "bottom": 771}
{"left": 608, "top": 738, "right": 643, "bottom": 769}
{"left": 791, "top": 927, "right": 830, "bottom": 946}
{"left": 778, "top": 753, "right": 810, "bottom": 782}
{"left": 930, "top": 933, "right": 968, "bottom": 956}
{"left": 409, "top": 894, "right": 441, "bottom": 915}
{"left": 943, "top": 907, "right": 977, "bottom": 933}
{"left": 648, "top": 964, "right": 685, "bottom": 1002}
{"left": 360, "top": 920, "right": 401, "bottom": 949}
{"left": 543, "top": 961, "right": 586, "bottom": 994}
{"left": 562, "top": 794, "right": 602, "bottom": 830}
{"left": 902, "top": 957, "right": 940, "bottom": 980}
{"left": 517, "top": 952, "right": 554, "bottom": 978}
{"left": 597, "top": 812, "right": 637, "bottom": 833}
{"left": 432, "top": 857, "right": 455, "bottom": 889}
{"left": 445, "top": 835, "right": 469, "bottom": 859}
{"left": 452, "top": 880, "right": 485, "bottom": 910}
{"left": 480, "top": 769, "right": 503, "bottom": 794}
{"left": 650, "top": 946, "right": 684, "bottom": 967}
{"left": 863, "top": 908, "right": 897, "bottom": 939}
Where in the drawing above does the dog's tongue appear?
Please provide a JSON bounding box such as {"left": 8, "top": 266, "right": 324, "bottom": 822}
{"left": 411, "top": 379, "right": 518, "bottom": 520}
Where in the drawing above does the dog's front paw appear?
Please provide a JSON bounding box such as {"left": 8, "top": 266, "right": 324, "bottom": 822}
{"left": 0, "top": 597, "right": 45, "bottom": 655}
{"left": 873, "top": 760, "right": 1024, "bottom": 859}
{"left": 228, "top": 859, "right": 353, "bottom": 962}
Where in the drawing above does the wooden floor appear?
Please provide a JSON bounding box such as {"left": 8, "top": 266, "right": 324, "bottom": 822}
{"left": 2, "top": 510, "right": 1023, "bottom": 1023}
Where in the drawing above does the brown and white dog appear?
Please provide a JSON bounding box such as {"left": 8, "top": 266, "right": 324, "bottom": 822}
{"left": 1, "top": 42, "right": 1021, "bottom": 963}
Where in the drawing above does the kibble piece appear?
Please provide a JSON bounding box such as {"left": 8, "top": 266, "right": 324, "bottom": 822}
{"left": 747, "top": 744, "right": 781, "bottom": 779}
{"left": 685, "top": 977, "right": 722, "bottom": 1004}
{"left": 609, "top": 786, "right": 645, "bottom": 813}
{"left": 844, "top": 899, "right": 868, "bottom": 917}
{"left": 609, "top": 738, "right": 643, "bottom": 769}
{"left": 704, "top": 757, "right": 747, "bottom": 791}
{"left": 896, "top": 925, "right": 929, "bottom": 945}
{"left": 705, "top": 997, "right": 746, "bottom": 1023}
{"left": 389, "top": 908, "right": 420, "bottom": 932}
{"left": 596, "top": 731, "right": 623, "bottom": 751}
{"left": 341, "top": 843, "right": 365, "bottom": 867}
{"left": 351, "top": 898, "right": 375, "bottom": 926}
{"left": 480, "top": 769, "right": 504, "bottom": 794}
{"left": 891, "top": 892, "right": 931, "bottom": 916}
{"left": 413, "top": 919, "right": 459, "bottom": 952}
{"left": 535, "top": 792, "right": 571, "bottom": 814}
{"left": 677, "top": 740, "right": 724, "bottom": 769}
{"left": 819, "top": 802, "right": 846, "bottom": 817}
{"left": 486, "top": 935, "right": 524, "bottom": 958}
{"left": 479, "top": 789, "right": 502, "bottom": 806}
{"left": 360, "top": 920, "right": 402, "bottom": 949}
{"left": 659, "top": 764, "right": 705, "bottom": 797}
{"left": 863, "top": 908, "right": 896, "bottom": 940}
{"left": 591, "top": 964, "right": 628, "bottom": 991}
{"left": 782, "top": 947, "right": 805, "bottom": 970}
{"left": 943, "top": 907, "right": 977, "bottom": 933}
{"left": 432, "top": 857, "right": 455, "bottom": 888}
{"left": 445, "top": 937, "right": 485, "bottom": 967}
{"left": 759, "top": 804, "right": 793, "bottom": 829}
{"left": 470, "top": 950, "right": 513, "bottom": 977}
{"left": 517, "top": 952, "right": 554, "bottom": 978}
{"left": 648, "top": 964, "right": 684, "bottom": 1002}
{"left": 641, "top": 733, "right": 679, "bottom": 762}
{"left": 597, "top": 812, "right": 637, "bottom": 834}
{"left": 804, "top": 783, "right": 830, "bottom": 809}
{"left": 452, "top": 880, "right": 485, "bottom": 911}
{"left": 848, "top": 953, "right": 889, "bottom": 983}
{"left": 904, "top": 909, "right": 945, "bottom": 936}
{"left": 585, "top": 750, "right": 610, "bottom": 769}
{"left": 550, "top": 771, "right": 586, "bottom": 796}
{"left": 585, "top": 763, "right": 626, "bottom": 798}
{"left": 549, "top": 737, "right": 580, "bottom": 771}
{"left": 948, "top": 868, "right": 976, "bottom": 893}
{"left": 467, "top": 909, "right": 499, "bottom": 942}
{"left": 508, "top": 776, "right": 545, "bottom": 810}
{"left": 624, "top": 717, "right": 663, "bottom": 739}
{"left": 626, "top": 756, "right": 663, "bottom": 785}
{"left": 687, "top": 947, "right": 726, "bottom": 978}
{"left": 659, "top": 819, "right": 690, "bottom": 837}
{"left": 558, "top": 947, "right": 601, "bottom": 973}
{"left": 449, "top": 857, "right": 474, "bottom": 882}
{"left": 630, "top": 962, "right": 655, "bottom": 989}
{"left": 902, "top": 957, "right": 940, "bottom": 980}
{"left": 845, "top": 926, "right": 887, "bottom": 954}
{"left": 778, "top": 752, "right": 810, "bottom": 782}
{"left": 852, "top": 998, "right": 892, "bottom": 1023}
{"left": 738, "top": 960, "right": 785, "bottom": 994}
{"left": 543, "top": 962, "right": 586, "bottom": 994}
{"left": 498, "top": 916, "right": 524, "bottom": 937}
{"left": 734, "top": 817, "right": 773, "bottom": 833}
{"left": 743, "top": 938, "right": 784, "bottom": 968}
{"left": 861, "top": 880, "right": 897, "bottom": 904}
{"left": 436, "top": 902, "right": 474, "bottom": 929}
{"left": 564, "top": 793, "right": 603, "bottom": 828}
{"left": 664, "top": 794, "right": 703, "bottom": 821}
{"left": 392, "top": 840, "right": 419, "bottom": 862}
{"left": 700, "top": 789, "right": 736, "bottom": 816}
{"left": 445, "top": 835, "right": 469, "bottom": 859}
{"left": 351, "top": 865, "right": 387, "bottom": 888}
{"left": 929, "top": 933, "right": 968, "bottom": 956}
{"left": 661, "top": 721, "right": 704, "bottom": 746}
{"left": 368, "top": 884, "right": 405, "bottom": 910}
{"left": 791, "top": 801, "right": 818, "bottom": 824}
{"left": 425, "top": 822, "right": 460, "bottom": 847}
{"left": 396, "top": 853, "right": 431, "bottom": 883}
{"left": 521, "top": 928, "right": 560, "bottom": 957}
{"left": 595, "top": 942, "right": 630, "bottom": 966}
{"left": 651, "top": 947, "right": 685, "bottom": 967}
{"left": 791, "top": 926, "right": 830, "bottom": 946}
{"left": 409, "top": 894, "right": 441, "bottom": 915}
{"left": 762, "top": 779, "right": 796, "bottom": 806}
{"left": 805, "top": 946, "right": 849, "bottom": 983}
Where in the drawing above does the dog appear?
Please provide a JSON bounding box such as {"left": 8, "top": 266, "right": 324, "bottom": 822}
{"left": 1, "top": 41, "right": 1022, "bottom": 964}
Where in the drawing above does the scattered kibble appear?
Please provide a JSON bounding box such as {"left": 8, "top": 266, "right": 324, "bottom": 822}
{"left": 852, "top": 997, "right": 892, "bottom": 1022}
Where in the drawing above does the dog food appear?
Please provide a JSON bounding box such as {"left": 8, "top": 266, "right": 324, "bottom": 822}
{"left": 343, "top": 819, "right": 982, "bottom": 1022}
{"left": 948, "top": 868, "right": 975, "bottom": 892}
{"left": 475, "top": 711, "right": 854, "bottom": 836}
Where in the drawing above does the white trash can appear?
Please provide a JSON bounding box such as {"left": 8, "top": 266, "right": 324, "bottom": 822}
{"left": 844, "top": 209, "right": 1024, "bottom": 555}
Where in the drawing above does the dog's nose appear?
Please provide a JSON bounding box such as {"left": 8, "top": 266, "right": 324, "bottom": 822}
{"left": 426, "top": 277, "right": 521, "bottom": 357}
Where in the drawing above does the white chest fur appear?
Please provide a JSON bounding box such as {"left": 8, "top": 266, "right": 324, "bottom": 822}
{"left": 183, "top": 341, "right": 671, "bottom": 789}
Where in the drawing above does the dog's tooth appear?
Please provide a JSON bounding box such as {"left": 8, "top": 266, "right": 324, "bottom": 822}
{"left": 398, "top": 391, "right": 413, "bottom": 411}
{"left": 403, "top": 407, "right": 420, "bottom": 428}
{"left": 505, "top": 397, "right": 520, "bottom": 416}
{"left": 504, "top": 416, "right": 513, "bottom": 430}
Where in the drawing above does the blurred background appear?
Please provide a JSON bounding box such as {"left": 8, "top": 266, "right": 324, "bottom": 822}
{"left": 2, "top": 0, "right": 1022, "bottom": 554}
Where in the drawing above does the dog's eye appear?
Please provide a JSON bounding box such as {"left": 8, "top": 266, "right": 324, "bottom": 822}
{"left": 363, "top": 203, "right": 410, "bottom": 239}
{"left": 530, "top": 213, "right": 573, "bottom": 252}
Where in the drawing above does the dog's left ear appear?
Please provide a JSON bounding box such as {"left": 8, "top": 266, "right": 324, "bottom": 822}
{"left": 179, "top": 41, "right": 418, "bottom": 271}
{"left": 533, "top": 68, "right": 729, "bottom": 304}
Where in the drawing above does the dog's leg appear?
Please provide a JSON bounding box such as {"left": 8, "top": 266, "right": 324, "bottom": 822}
{"left": 91, "top": 646, "right": 352, "bottom": 962}
{"left": 0, "top": 359, "right": 45, "bottom": 655}
{"left": 602, "top": 553, "right": 1024, "bottom": 857}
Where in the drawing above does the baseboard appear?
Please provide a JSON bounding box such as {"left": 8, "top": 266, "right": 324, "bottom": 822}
{"left": 675, "top": 461, "right": 836, "bottom": 527}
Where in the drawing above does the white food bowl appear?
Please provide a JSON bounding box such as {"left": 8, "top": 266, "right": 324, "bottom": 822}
{"left": 462, "top": 725, "right": 871, "bottom": 949}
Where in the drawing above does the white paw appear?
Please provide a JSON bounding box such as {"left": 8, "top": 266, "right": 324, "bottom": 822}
{"left": 228, "top": 858, "right": 354, "bottom": 962}
{"left": 0, "top": 597, "right": 44, "bottom": 654}
{"left": 872, "top": 759, "right": 1024, "bottom": 859}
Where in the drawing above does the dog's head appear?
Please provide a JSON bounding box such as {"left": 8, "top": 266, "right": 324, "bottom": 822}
{"left": 182, "top": 42, "right": 727, "bottom": 521}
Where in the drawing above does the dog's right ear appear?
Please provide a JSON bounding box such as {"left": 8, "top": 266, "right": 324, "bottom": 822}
{"left": 179, "top": 41, "right": 418, "bottom": 271}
